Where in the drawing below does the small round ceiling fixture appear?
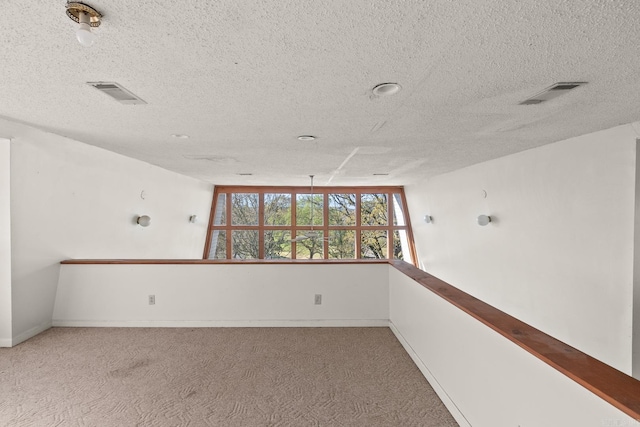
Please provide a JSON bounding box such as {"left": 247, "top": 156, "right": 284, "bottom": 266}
{"left": 66, "top": 2, "right": 102, "bottom": 47}
{"left": 372, "top": 83, "right": 401, "bottom": 96}
{"left": 171, "top": 134, "right": 190, "bottom": 139}
{"left": 297, "top": 135, "right": 316, "bottom": 141}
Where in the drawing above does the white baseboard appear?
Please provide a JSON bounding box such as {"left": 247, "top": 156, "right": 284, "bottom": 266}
{"left": 11, "top": 320, "right": 52, "bottom": 346}
{"left": 389, "top": 321, "right": 471, "bottom": 427}
{"left": 0, "top": 337, "right": 11, "bottom": 347}
{"left": 52, "top": 319, "right": 390, "bottom": 328}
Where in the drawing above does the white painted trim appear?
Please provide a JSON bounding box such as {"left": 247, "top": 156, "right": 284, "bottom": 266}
{"left": 633, "top": 138, "right": 640, "bottom": 379}
{"left": 52, "top": 319, "right": 390, "bottom": 328}
{"left": 389, "top": 321, "right": 471, "bottom": 427}
{"left": 11, "top": 321, "right": 52, "bottom": 346}
{"left": 0, "top": 139, "right": 11, "bottom": 349}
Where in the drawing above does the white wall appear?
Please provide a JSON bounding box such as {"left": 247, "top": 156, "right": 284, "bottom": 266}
{"left": 53, "top": 261, "right": 636, "bottom": 425}
{"left": 53, "top": 264, "right": 389, "bottom": 327}
{"left": 0, "top": 139, "right": 11, "bottom": 346}
{"left": 406, "top": 124, "right": 637, "bottom": 373}
{"left": 6, "top": 120, "right": 213, "bottom": 345}
{"left": 388, "top": 267, "right": 636, "bottom": 427}
{"left": 634, "top": 139, "right": 640, "bottom": 379}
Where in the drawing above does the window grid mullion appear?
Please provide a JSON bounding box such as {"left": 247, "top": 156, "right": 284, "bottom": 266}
{"left": 291, "top": 190, "right": 298, "bottom": 259}
{"left": 388, "top": 192, "right": 393, "bottom": 259}
{"left": 258, "top": 193, "right": 265, "bottom": 259}
{"left": 355, "top": 192, "right": 362, "bottom": 259}
{"left": 323, "top": 189, "right": 329, "bottom": 259}
{"left": 225, "top": 193, "right": 232, "bottom": 259}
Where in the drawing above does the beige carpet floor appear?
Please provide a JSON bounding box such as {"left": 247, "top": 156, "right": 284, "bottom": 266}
{"left": 0, "top": 327, "right": 458, "bottom": 426}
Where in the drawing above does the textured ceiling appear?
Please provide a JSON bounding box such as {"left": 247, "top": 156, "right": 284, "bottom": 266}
{"left": 2, "top": 1, "right": 640, "bottom": 186}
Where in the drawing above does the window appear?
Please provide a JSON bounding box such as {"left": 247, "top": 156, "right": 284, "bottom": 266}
{"left": 204, "top": 186, "right": 416, "bottom": 264}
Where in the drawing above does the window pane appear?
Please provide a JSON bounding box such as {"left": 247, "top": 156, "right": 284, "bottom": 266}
{"left": 296, "top": 194, "right": 323, "bottom": 226}
{"left": 361, "top": 194, "right": 388, "bottom": 226}
{"left": 213, "top": 193, "right": 226, "bottom": 225}
{"left": 328, "top": 230, "right": 355, "bottom": 259}
{"left": 328, "top": 194, "right": 356, "bottom": 226}
{"left": 264, "top": 230, "right": 292, "bottom": 259}
{"left": 232, "top": 230, "right": 259, "bottom": 259}
{"left": 361, "top": 230, "right": 387, "bottom": 259}
{"left": 295, "top": 231, "right": 324, "bottom": 259}
{"left": 393, "top": 230, "right": 409, "bottom": 260}
{"left": 208, "top": 230, "right": 226, "bottom": 259}
{"left": 231, "top": 193, "right": 258, "bottom": 225}
{"left": 264, "top": 193, "right": 291, "bottom": 225}
{"left": 392, "top": 193, "right": 406, "bottom": 226}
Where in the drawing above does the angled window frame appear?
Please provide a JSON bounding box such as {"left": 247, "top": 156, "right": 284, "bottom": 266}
{"left": 203, "top": 185, "right": 417, "bottom": 265}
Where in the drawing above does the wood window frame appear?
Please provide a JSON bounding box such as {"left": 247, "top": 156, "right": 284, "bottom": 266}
{"left": 203, "top": 185, "right": 418, "bottom": 265}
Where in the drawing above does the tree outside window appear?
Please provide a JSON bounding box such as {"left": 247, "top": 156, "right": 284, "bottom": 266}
{"left": 205, "top": 186, "right": 415, "bottom": 264}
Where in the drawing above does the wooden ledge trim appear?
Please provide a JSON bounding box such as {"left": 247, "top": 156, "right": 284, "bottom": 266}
{"left": 60, "top": 259, "right": 390, "bottom": 265}
{"left": 390, "top": 259, "right": 640, "bottom": 420}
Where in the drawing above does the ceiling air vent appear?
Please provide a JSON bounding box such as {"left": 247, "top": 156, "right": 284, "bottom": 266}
{"left": 86, "top": 82, "right": 147, "bottom": 105}
{"left": 519, "top": 82, "right": 587, "bottom": 105}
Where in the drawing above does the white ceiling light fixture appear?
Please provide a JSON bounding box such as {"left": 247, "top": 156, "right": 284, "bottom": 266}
{"left": 171, "top": 134, "right": 190, "bottom": 139}
{"left": 66, "top": 2, "right": 102, "bottom": 47}
{"left": 297, "top": 135, "right": 316, "bottom": 141}
{"left": 136, "top": 215, "right": 151, "bottom": 227}
{"left": 424, "top": 215, "right": 433, "bottom": 224}
{"left": 372, "top": 83, "right": 401, "bottom": 96}
{"left": 477, "top": 215, "right": 492, "bottom": 226}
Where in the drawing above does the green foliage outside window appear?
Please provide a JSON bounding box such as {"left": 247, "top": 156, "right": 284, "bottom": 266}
{"left": 207, "top": 188, "right": 413, "bottom": 263}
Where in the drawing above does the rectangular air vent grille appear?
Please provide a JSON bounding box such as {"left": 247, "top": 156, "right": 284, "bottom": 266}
{"left": 520, "top": 82, "right": 587, "bottom": 105}
{"left": 86, "top": 82, "right": 147, "bottom": 105}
